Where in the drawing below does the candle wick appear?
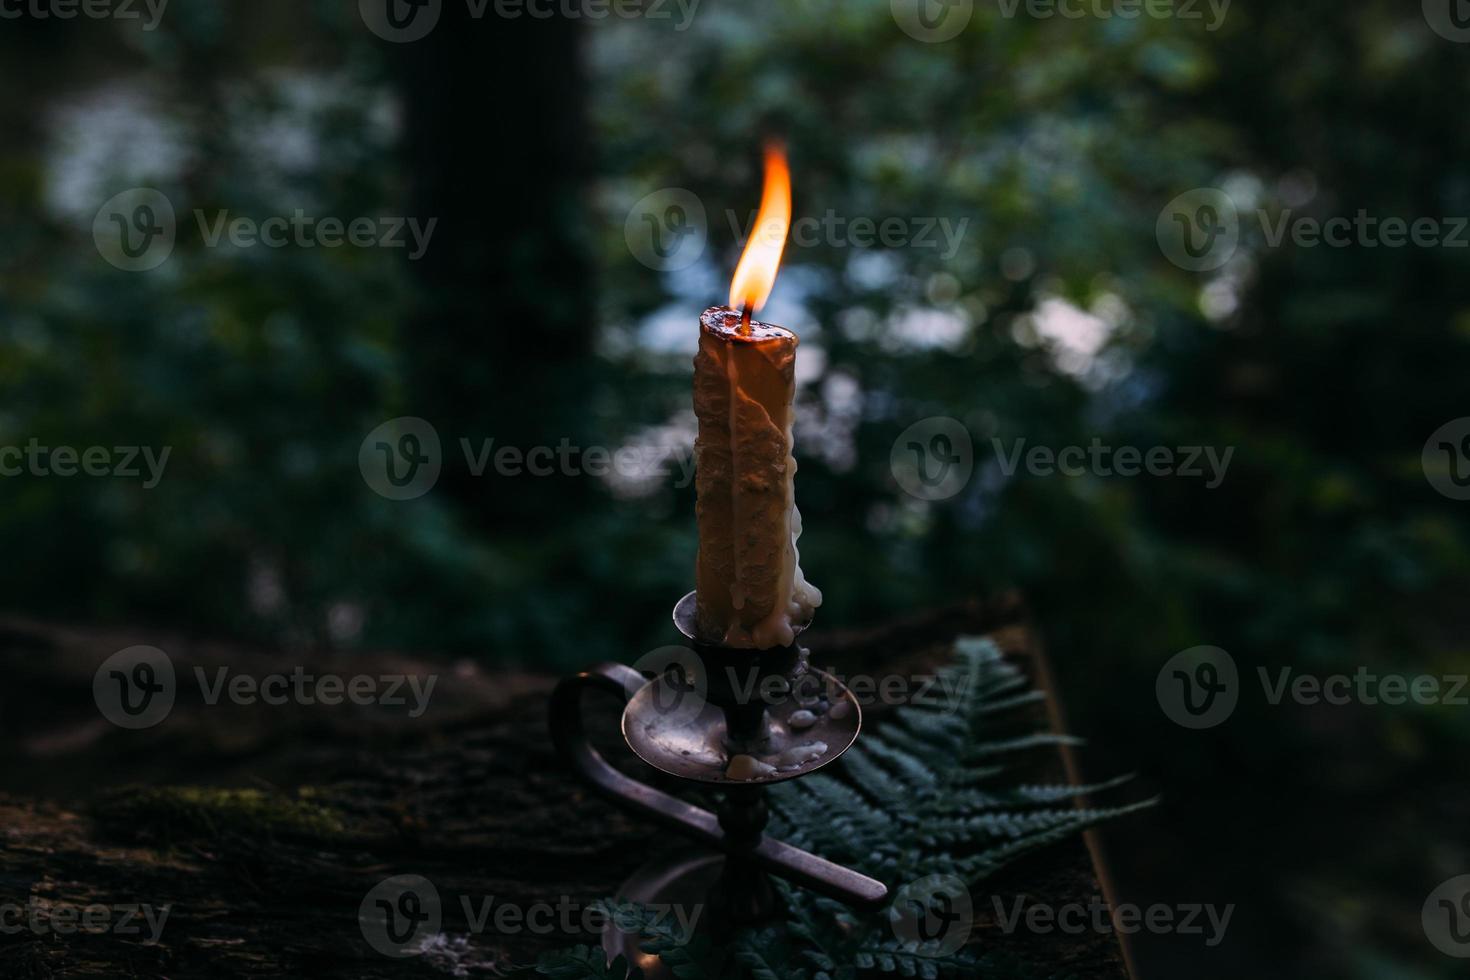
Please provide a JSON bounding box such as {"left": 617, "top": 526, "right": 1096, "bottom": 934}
{"left": 739, "top": 302, "right": 753, "bottom": 336}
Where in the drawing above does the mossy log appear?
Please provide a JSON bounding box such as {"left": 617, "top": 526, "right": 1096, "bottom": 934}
{"left": 0, "top": 595, "right": 1130, "bottom": 978}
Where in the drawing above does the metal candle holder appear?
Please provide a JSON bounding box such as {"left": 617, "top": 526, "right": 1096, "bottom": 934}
{"left": 549, "top": 592, "right": 888, "bottom": 970}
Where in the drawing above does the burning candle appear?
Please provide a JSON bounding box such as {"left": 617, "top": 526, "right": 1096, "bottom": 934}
{"left": 693, "top": 144, "right": 822, "bottom": 649}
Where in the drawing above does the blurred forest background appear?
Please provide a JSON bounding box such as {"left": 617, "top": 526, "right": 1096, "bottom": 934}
{"left": 1, "top": 1, "right": 1468, "bottom": 977}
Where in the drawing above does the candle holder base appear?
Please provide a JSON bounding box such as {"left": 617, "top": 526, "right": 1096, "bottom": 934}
{"left": 549, "top": 592, "right": 889, "bottom": 966}
{"left": 600, "top": 849, "right": 732, "bottom": 979}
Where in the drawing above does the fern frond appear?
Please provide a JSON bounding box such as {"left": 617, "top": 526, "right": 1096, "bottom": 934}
{"left": 961, "top": 733, "right": 1084, "bottom": 759}
{"left": 930, "top": 774, "right": 1137, "bottom": 814}
{"left": 853, "top": 738, "right": 941, "bottom": 791}
{"left": 935, "top": 798, "right": 1159, "bottom": 883}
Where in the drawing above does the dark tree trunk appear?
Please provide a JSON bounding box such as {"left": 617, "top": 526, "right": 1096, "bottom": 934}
{"left": 394, "top": 6, "right": 599, "bottom": 533}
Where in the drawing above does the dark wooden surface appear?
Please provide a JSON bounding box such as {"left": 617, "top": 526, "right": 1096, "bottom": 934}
{"left": 0, "top": 597, "right": 1132, "bottom": 978}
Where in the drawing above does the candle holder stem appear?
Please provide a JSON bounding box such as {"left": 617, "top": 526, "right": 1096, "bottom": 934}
{"left": 712, "top": 786, "right": 777, "bottom": 926}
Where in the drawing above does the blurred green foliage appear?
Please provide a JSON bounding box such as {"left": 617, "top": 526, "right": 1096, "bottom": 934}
{"left": 1, "top": 1, "right": 1468, "bottom": 976}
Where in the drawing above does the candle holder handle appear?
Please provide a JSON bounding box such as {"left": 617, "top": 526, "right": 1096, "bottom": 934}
{"left": 549, "top": 663, "right": 889, "bottom": 910}
{"left": 550, "top": 663, "right": 725, "bottom": 843}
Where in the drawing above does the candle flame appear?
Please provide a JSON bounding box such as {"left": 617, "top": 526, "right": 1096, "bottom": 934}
{"left": 728, "top": 143, "right": 791, "bottom": 317}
